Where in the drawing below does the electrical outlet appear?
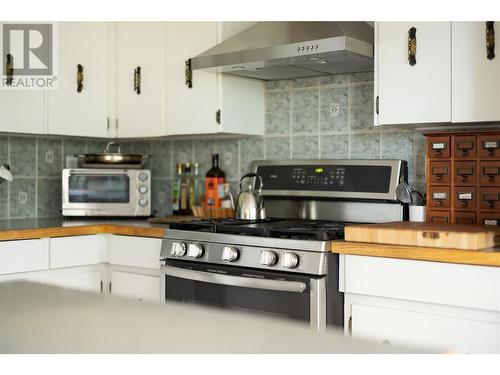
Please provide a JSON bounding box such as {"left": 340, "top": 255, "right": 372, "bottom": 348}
{"left": 18, "top": 192, "right": 28, "bottom": 205}
{"left": 45, "top": 150, "right": 54, "bottom": 164}
{"left": 329, "top": 103, "right": 340, "bottom": 118}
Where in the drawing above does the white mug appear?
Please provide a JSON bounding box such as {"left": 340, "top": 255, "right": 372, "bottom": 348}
{"left": 409, "top": 205, "right": 426, "bottom": 222}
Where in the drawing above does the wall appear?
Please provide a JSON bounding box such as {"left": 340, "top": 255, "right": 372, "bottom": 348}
{"left": 0, "top": 72, "right": 427, "bottom": 219}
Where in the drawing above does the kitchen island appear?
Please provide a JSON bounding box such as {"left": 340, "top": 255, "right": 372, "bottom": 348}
{"left": 0, "top": 281, "right": 422, "bottom": 353}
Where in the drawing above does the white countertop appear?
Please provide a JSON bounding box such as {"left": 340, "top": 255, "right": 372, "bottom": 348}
{"left": 0, "top": 281, "right": 425, "bottom": 354}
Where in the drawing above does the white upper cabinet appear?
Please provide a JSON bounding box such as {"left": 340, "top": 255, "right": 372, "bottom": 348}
{"left": 165, "top": 22, "right": 264, "bottom": 136}
{"left": 48, "top": 22, "right": 109, "bottom": 137}
{"left": 115, "top": 22, "right": 166, "bottom": 138}
{"left": 452, "top": 22, "right": 500, "bottom": 123}
{"left": 375, "top": 22, "right": 452, "bottom": 126}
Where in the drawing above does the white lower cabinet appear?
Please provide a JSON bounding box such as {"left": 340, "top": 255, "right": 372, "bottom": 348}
{"left": 45, "top": 269, "right": 103, "bottom": 293}
{"left": 342, "top": 254, "right": 500, "bottom": 353}
{"left": 108, "top": 235, "right": 161, "bottom": 269}
{"left": 110, "top": 270, "right": 160, "bottom": 303}
{"left": 0, "top": 239, "right": 48, "bottom": 275}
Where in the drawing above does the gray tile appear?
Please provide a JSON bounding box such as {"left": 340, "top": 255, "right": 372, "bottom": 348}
{"left": 0, "top": 182, "right": 7, "bottom": 219}
{"left": 37, "top": 178, "right": 62, "bottom": 218}
{"left": 172, "top": 140, "right": 194, "bottom": 164}
{"left": 115, "top": 141, "right": 133, "bottom": 153}
{"left": 151, "top": 178, "right": 172, "bottom": 217}
{"left": 152, "top": 140, "right": 171, "bottom": 178}
{"left": 0, "top": 137, "right": 8, "bottom": 162}
{"left": 350, "top": 84, "right": 375, "bottom": 131}
{"left": 265, "top": 91, "right": 290, "bottom": 113}
{"left": 265, "top": 137, "right": 290, "bottom": 160}
{"left": 350, "top": 71, "right": 374, "bottom": 83}
{"left": 320, "top": 86, "right": 348, "bottom": 132}
{"left": 9, "top": 178, "right": 36, "bottom": 218}
{"left": 381, "top": 131, "right": 414, "bottom": 185}
{"left": 214, "top": 138, "right": 239, "bottom": 181}
{"left": 10, "top": 137, "right": 36, "bottom": 177}
{"left": 264, "top": 80, "right": 291, "bottom": 90}
{"left": 319, "top": 73, "right": 350, "bottom": 86}
{"left": 132, "top": 140, "right": 152, "bottom": 155}
{"left": 320, "top": 135, "right": 349, "bottom": 159}
{"left": 86, "top": 140, "right": 110, "bottom": 154}
{"left": 63, "top": 138, "right": 86, "bottom": 159}
{"left": 350, "top": 133, "right": 380, "bottom": 159}
{"left": 38, "top": 137, "right": 62, "bottom": 177}
{"left": 292, "top": 136, "right": 318, "bottom": 159}
{"left": 292, "top": 77, "right": 319, "bottom": 88}
{"left": 265, "top": 111, "right": 290, "bottom": 135}
{"left": 240, "top": 137, "right": 264, "bottom": 175}
{"left": 194, "top": 139, "right": 215, "bottom": 178}
{"left": 292, "top": 90, "right": 318, "bottom": 133}
{"left": 415, "top": 132, "right": 426, "bottom": 180}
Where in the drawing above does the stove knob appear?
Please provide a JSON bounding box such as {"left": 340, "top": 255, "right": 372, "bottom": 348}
{"left": 282, "top": 252, "right": 299, "bottom": 269}
{"left": 222, "top": 246, "right": 239, "bottom": 262}
{"left": 260, "top": 250, "right": 277, "bottom": 266}
{"left": 187, "top": 243, "right": 204, "bottom": 258}
{"left": 171, "top": 242, "right": 186, "bottom": 257}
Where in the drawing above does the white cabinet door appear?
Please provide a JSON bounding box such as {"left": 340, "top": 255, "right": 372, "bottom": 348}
{"left": 115, "top": 22, "right": 166, "bottom": 138}
{"left": 110, "top": 270, "right": 160, "bottom": 303}
{"left": 375, "top": 22, "right": 451, "bottom": 125}
{"left": 108, "top": 235, "right": 161, "bottom": 269}
{"left": 165, "top": 22, "right": 219, "bottom": 136}
{"left": 48, "top": 22, "right": 109, "bottom": 137}
{"left": 45, "top": 270, "right": 102, "bottom": 293}
{"left": 351, "top": 303, "right": 500, "bottom": 353}
{"left": 0, "top": 239, "right": 48, "bottom": 275}
{"left": 452, "top": 22, "right": 500, "bottom": 123}
{"left": 49, "top": 235, "right": 106, "bottom": 269}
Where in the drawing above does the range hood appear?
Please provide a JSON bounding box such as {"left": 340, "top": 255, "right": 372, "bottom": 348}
{"left": 190, "top": 22, "right": 374, "bottom": 81}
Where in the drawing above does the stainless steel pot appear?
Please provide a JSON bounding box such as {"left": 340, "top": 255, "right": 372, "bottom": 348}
{"left": 78, "top": 142, "right": 150, "bottom": 166}
{"left": 235, "top": 173, "right": 266, "bottom": 220}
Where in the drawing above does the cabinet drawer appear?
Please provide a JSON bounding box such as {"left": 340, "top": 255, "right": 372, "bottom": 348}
{"left": 427, "top": 136, "right": 450, "bottom": 159}
{"left": 109, "top": 235, "right": 161, "bottom": 269}
{"left": 454, "top": 161, "right": 477, "bottom": 185}
{"left": 429, "top": 187, "right": 451, "bottom": 209}
{"left": 454, "top": 135, "right": 476, "bottom": 159}
{"left": 478, "top": 213, "right": 500, "bottom": 226}
{"left": 453, "top": 211, "right": 476, "bottom": 224}
{"left": 454, "top": 187, "right": 477, "bottom": 210}
{"left": 0, "top": 239, "right": 48, "bottom": 275}
{"left": 429, "top": 161, "right": 451, "bottom": 184}
{"left": 479, "top": 187, "right": 500, "bottom": 211}
{"left": 479, "top": 135, "right": 500, "bottom": 159}
{"left": 480, "top": 161, "right": 500, "bottom": 186}
{"left": 427, "top": 210, "right": 450, "bottom": 224}
{"left": 50, "top": 235, "right": 105, "bottom": 269}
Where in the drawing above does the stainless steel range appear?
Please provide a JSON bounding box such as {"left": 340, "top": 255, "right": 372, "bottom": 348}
{"left": 160, "top": 159, "right": 407, "bottom": 331}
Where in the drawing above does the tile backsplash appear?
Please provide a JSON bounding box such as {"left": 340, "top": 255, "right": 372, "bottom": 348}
{"left": 0, "top": 71, "right": 427, "bottom": 219}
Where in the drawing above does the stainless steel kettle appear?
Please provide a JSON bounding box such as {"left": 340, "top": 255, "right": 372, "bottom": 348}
{"left": 234, "top": 173, "right": 266, "bottom": 220}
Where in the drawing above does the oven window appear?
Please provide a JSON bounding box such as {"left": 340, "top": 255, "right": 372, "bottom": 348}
{"left": 165, "top": 262, "right": 311, "bottom": 323}
{"left": 69, "top": 175, "right": 130, "bottom": 203}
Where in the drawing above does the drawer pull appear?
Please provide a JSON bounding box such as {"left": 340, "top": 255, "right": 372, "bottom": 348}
{"left": 457, "top": 167, "right": 473, "bottom": 182}
{"left": 483, "top": 140, "right": 499, "bottom": 156}
{"left": 431, "top": 166, "right": 448, "bottom": 181}
{"left": 432, "top": 192, "right": 448, "bottom": 200}
{"left": 483, "top": 166, "right": 499, "bottom": 182}
{"left": 457, "top": 141, "right": 474, "bottom": 156}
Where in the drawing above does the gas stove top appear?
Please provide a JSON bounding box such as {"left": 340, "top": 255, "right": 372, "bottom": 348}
{"left": 169, "top": 218, "right": 351, "bottom": 241}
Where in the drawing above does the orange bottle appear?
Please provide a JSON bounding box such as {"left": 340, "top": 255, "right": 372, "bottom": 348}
{"left": 205, "top": 154, "right": 225, "bottom": 207}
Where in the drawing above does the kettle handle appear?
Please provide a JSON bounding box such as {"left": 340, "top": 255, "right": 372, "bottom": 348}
{"left": 239, "top": 173, "right": 263, "bottom": 192}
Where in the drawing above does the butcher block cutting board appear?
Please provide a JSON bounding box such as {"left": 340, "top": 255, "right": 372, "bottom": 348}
{"left": 345, "top": 222, "right": 500, "bottom": 250}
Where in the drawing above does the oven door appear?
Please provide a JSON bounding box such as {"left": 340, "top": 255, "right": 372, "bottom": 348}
{"left": 161, "top": 260, "right": 326, "bottom": 331}
{"left": 62, "top": 169, "right": 136, "bottom": 216}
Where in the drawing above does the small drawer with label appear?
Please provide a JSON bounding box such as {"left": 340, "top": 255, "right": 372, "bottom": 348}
{"left": 453, "top": 211, "right": 476, "bottom": 225}
{"left": 479, "top": 135, "right": 500, "bottom": 159}
{"left": 480, "top": 161, "right": 500, "bottom": 185}
{"left": 429, "top": 187, "right": 451, "bottom": 209}
{"left": 429, "top": 161, "right": 451, "bottom": 184}
{"left": 479, "top": 187, "right": 500, "bottom": 211}
{"left": 478, "top": 213, "right": 500, "bottom": 226}
{"left": 427, "top": 211, "right": 450, "bottom": 224}
{"left": 427, "top": 136, "right": 450, "bottom": 159}
{"left": 454, "top": 188, "right": 476, "bottom": 210}
{"left": 454, "top": 161, "right": 477, "bottom": 185}
{"left": 454, "top": 135, "right": 476, "bottom": 159}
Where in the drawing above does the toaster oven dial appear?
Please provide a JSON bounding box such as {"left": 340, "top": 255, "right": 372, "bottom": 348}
{"left": 138, "top": 198, "right": 148, "bottom": 207}
{"left": 138, "top": 172, "right": 148, "bottom": 182}
{"left": 222, "top": 246, "right": 239, "bottom": 262}
{"left": 187, "top": 243, "right": 204, "bottom": 258}
{"left": 171, "top": 242, "right": 187, "bottom": 257}
{"left": 138, "top": 185, "right": 148, "bottom": 194}
{"left": 282, "top": 252, "right": 299, "bottom": 269}
{"left": 260, "top": 250, "right": 277, "bottom": 266}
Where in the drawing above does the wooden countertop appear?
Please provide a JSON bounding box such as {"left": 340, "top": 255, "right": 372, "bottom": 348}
{"left": 331, "top": 241, "right": 500, "bottom": 267}
{"left": 0, "top": 218, "right": 166, "bottom": 241}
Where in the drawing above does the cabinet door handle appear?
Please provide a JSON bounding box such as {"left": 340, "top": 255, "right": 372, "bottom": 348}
{"left": 216, "top": 109, "right": 221, "bottom": 125}
{"left": 134, "top": 66, "right": 141, "bottom": 95}
{"left": 185, "top": 58, "right": 193, "bottom": 89}
{"left": 375, "top": 95, "right": 379, "bottom": 115}
{"left": 486, "top": 21, "right": 495, "bottom": 60}
{"left": 5, "top": 53, "right": 14, "bottom": 86}
{"left": 77, "top": 64, "right": 84, "bottom": 93}
{"left": 408, "top": 27, "right": 417, "bottom": 66}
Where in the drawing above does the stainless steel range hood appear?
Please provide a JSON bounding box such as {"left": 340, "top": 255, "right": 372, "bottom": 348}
{"left": 190, "top": 22, "right": 374, "bottom": 80}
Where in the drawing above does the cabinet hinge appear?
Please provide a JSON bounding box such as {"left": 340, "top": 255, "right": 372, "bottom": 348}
{"left": 109, "top": 282, "right": 112, "bottom": 293}
{"left": 375, "top": 96, "right": 379, "bottom": 115}
{"left": 100, "top": 281, "right": 103, "bottom": 293}
{"left": 216, "top": 109, "right": 221, "bottom": 125}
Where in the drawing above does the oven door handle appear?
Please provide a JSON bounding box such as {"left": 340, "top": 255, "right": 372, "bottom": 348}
{"left": 161, "top": 265, "right": 307, "bottom": 293}
{"left": 68, "top": 169, "right": 128, "bottom": 176}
